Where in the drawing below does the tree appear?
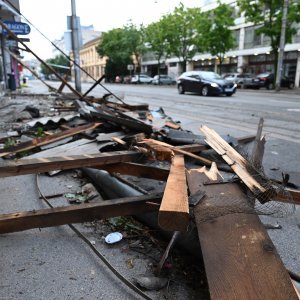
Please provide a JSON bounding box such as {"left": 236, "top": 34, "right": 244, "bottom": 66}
{"left": 238, "top": 0, "right": 300, "bottom": 80}
{"left": 143, "top": 19, "right": 169, "bottom": 77}
{"left": 203, "top": 2, "right": 236, "bottom": 74}
{"left": 96, "top": 24, "right": 144, "bottom": 81}
{"left": 40, "top": 54, "right": 70, "bottom": 78}
{"left": 161, "top": 3, "right": 203, "bottom": 73}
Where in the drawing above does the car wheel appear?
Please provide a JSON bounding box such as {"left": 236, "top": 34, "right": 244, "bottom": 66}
{"left": 267, "top": 82, "right": 274, "bottom": 90}
{"left": 288, "top": 82, "right": 295, "bottom": 89}
{"left": 178, "top": 84, "right": 185, "bottom": 94}
{"left": 201, "top": 86, "right": 209, "bottom": 96}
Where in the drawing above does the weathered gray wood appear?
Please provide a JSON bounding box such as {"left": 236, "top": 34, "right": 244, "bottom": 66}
{"left": 187, "top": 168, "right": 297, "bottom": 300}
{"left": 0, "top": 151, "right": 142, "bottom": 177}
{"left": 0, "top": 193, "right": 162, "bottom": 234}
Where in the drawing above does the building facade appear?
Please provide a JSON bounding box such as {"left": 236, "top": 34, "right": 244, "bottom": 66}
{"left": 0, "top": 0, "right": 21, "bottom": 92}
{"left": 78, "top": 36, "right": 106, "bottom": 82}
{"left": 141, "top": 0, "right": 300, "bottom": 87}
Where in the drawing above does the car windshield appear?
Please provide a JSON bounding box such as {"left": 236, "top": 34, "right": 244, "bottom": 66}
{"left": 200, "top": 72, "right": 222, "bottom": 80}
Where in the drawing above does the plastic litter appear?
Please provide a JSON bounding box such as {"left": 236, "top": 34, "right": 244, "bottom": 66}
{"left": 105, "top": 232, "right": 123, "bottom": 244}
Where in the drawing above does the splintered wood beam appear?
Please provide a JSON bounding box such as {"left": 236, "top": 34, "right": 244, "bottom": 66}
{"left": 158, "top": 155, "right": 189, "bottom": 232}
{"left": 200, "top": 125, "right": 267, "bottom": 196}
{"left": 0, "top": 151, "right": 142, "bottom": 177}
{"left": 140, "top": 138, "right": 212, "bottom": 165}
{"left": 274, "top": 188, "right": 300, "bottom": 205}
{"left": 0, "top": 123, "right": 102, "bottom": 157}
{"left": 0, "top": 193, "right": 162, "bottom": 234}
{"left": 186, "top": 169, "right": 297, "bottom": 300}
{"left": 96, "top": 162, "right": 169, "bottom": 181}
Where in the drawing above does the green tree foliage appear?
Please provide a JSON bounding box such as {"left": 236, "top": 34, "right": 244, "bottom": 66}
{"left": 96, "top": 23, "right": 144, "bottom": 81}
{"left": 143, "top": 19, "right": 169, "bottom": 75}
{"left": 40, "top": 54, "right": 70, "bottom": 78}
{"left": 238, "top": 0, "right": 300, "bottom": 74}
{"left": 203, "top": 2, "right": 235, "bottom": 73}
{"left": 160, "top": 4, "right": 203, "bottom": 73}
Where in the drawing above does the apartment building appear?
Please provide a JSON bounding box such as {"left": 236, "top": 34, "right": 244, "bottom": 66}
{"left": 79, "top": 36, "right": 106, "bottom": 82}
{"left": 141, "top": 0, "right": 300, "bottom": 87}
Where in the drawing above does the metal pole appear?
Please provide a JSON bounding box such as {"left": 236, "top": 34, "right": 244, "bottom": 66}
{"left": 275, "top": 0, "right": 289, "bottom": 92}
{"left": 71, "top": 0, "right": 81, "bottom": 93}
{"left": 1, "top": 34, "right": 8, "bottom": 89}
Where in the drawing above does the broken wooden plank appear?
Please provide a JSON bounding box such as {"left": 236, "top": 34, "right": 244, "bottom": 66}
{"left": 186, "top": 169, "right": 297, "bottom": 300}
{"left": 140, "top": 138, "right": 212, "bottom": 165}
{"left": 200, "top": 125, "right": 267, "bottom": 197}
{"left": 0, "top": 151, "right": 142, "bottom": 177}
{"left": 251, "top": 118, "right": 266, "bottom": 169}
{"left": 274, "top": 188, "right": 300, "bottom": 205}
{"left": 158, "top": 155, "right": 189, "bottom": 232}
{"left": 0, "top": 193, "right": 162, "bottom": 234}
{"left": 0, "top": 123, "right": 102, "bottom": 157}
{"left": 96, "top": 162, "right": 169, "bottom": 181}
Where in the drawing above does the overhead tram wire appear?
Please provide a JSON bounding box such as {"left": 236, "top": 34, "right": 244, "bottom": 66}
{"left": 4, "top": 0, "right": 126, "bottom": 104}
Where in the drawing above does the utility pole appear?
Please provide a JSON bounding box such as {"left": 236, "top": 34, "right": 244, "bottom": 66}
{"left": 71, "top": 0, "right": 81, "bottom": 93}
{"left": 275, "top": 0, "right": 289, "bottom": 92}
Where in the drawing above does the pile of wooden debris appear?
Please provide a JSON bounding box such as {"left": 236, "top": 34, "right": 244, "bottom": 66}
{"left": 0, "top": 90, "right": 299, "bottom": 299}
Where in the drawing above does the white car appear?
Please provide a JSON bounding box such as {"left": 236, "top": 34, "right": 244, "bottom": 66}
{"left": 131, "top": 74, "right": 153, "bottom": 84}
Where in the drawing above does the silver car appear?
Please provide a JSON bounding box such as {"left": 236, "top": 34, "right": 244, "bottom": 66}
{"left": 224, "top": 73, "right": 254, "bottom": 88}
{"left": 152, "top": 75, "right": 176, "bottom": 85}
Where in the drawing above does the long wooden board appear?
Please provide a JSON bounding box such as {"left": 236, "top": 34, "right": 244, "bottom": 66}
{"left": 158, "top": 155, "right": 189, "bottom": 232}
{"left": 0, "top": 151, "right": 142, "bottom": 177}
{"left": 0, "top": 123, "right": 101, "bottom": 157}
{"left": 187, "top": 169, "right": 297, "bottom": 300}
{"left": 0, "top": 193, "right": 162, "bottom": 234}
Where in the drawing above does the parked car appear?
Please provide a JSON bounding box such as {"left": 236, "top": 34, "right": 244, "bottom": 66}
{"left": 252, "top": 73, "right": 295, "bottom": 90}
{"left": 224, "top": 73, "right": 254, "bottom": 88}
{"left": 130, "top": 74, "right": 153, "bottom": 84}
{"left": 177, "top": 71, "right": 237, "bottom": 96}
{"left": 152, "top": 75, "right": 176, "bottom": 85}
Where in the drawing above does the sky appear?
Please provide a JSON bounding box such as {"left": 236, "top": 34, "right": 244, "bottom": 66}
{"left": 18, "top": 0, "right": 199, "bottom": 60}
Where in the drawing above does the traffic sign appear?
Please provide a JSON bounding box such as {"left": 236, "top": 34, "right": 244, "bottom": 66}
{"left": 3, "top": 21, "right": 31, "bottom": 35}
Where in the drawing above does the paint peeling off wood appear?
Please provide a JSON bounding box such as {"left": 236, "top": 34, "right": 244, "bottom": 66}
{"left": 158, "top": 155, "right": 189, "bottom": 232}
{"left": 0, "top": 151, "right": 142, "bottom": 177}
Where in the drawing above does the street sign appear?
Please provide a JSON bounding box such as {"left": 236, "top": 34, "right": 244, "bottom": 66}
{"left": 127, "top": 64, "right": 134, "bottom": 71}
{"left": 3, "top": 21, "right": 31, "bottom": 35}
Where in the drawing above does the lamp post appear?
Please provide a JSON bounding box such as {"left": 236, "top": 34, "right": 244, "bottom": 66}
{"left": 275, "top": 0, "right": 289, "bottom": 92}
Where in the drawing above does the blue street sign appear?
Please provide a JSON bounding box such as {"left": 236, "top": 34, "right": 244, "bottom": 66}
{"left": 3, "top": 21, "right": 31, "bottom": 35}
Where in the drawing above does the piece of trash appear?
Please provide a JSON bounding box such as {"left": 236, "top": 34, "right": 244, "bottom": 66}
{"left": 264, "top": 223, "right": 282, "bottom": 230}
{"left": 126, "top": 258, "right": 134, "bottom": 269}
{"left": 90, "top": 240, "right": 96, "bottom": 245}
{"left": 271, "top": 151, "right": 279, "bottom": 155}
{"left": 135, "top": 276, "right": 168, "bottom": 290}
{"left": 270, "top": 167, "right": 280, "bottom": 171}
{"left": 105, "top": 232, "right": 123, "bottom": 244}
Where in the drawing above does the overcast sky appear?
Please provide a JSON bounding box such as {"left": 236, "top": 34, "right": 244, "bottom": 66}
{"left": 18, "top": 0, "right": 198, "bottom": 60}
